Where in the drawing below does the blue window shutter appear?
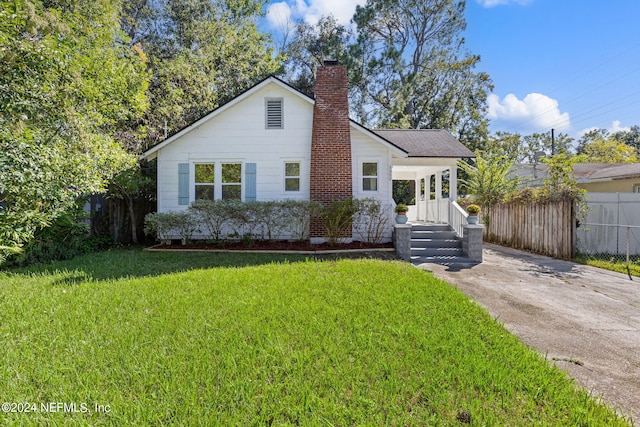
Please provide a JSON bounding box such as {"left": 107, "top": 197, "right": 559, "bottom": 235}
{"left": 178, "top": 163, "right": 189, "bottom": 205}
{"left": 245, "top": 163, "right": 257, "bottom": 201}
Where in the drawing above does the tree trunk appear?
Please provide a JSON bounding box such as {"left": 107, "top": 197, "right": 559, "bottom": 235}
{"left": 127, "top": 196, "right": 138, "bottom": 244}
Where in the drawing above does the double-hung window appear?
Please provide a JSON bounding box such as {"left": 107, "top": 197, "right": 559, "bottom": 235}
{"left": 195, "top": 164, "right": 215, "bottom": 200}
{"left": 284, "top": 162, "right": 301, "bottom": 192}
{"left": 221, "top": 163, "right": 242, "bottom": 200}
{"left": 362, "top": 162, "right": 378, "bottom": 192}
{"left": 194, "top": 162, "right": 242, "bottom": 201}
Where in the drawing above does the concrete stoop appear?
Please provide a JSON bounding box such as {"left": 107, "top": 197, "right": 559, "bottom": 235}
{"left": 409, "top": 223, "right": 477, "bottom": 266}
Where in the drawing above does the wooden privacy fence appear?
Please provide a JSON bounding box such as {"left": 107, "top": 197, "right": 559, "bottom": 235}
{"left": 483, "top": 200, "right": 575, "bottom": 259}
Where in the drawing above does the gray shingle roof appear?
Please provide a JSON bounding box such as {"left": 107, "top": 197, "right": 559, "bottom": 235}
{"left": 572, "top": 163, "right": 640, "bottom": 181}
{"left": 372, "top": 129, "right": 475, "bottom": 158}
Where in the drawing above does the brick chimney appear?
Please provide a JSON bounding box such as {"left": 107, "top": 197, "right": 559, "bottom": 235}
{"left": 309, "top": 60, "right": 353, "bottom": 241}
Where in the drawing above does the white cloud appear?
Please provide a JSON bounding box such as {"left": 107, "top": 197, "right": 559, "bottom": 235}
{"left": 266, "top": 2, "right": 293, "bottom": 29}
{"left": 476, "top": 0, "right": 532, "bottom": 7}
{"left": 488, "top": 93, "right": 571, "bottom": 132}
{"left": 609, "top": 120, "right": 630, "bottom": 133}
{"left": 577, "top": 120, "right": 631, "bottom": 138}
{"left": 266, "top": 0, "right": 366, "bottom": 27}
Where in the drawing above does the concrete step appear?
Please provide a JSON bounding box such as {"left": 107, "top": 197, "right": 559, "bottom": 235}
{"left": 411, "top": 230, "right": 458, "bottom": 240}
{"left": 411, "top": 246, "right": 464, "bottom": 257}
{"left": 410, "top": 223, "right": 452, "bottom": 232}
{"left": 411, "top": 238, "right": 461, "bottom": 249}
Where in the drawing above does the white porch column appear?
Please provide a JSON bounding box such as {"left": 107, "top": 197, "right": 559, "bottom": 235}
{"left": 449, "top": 166, "right": 458, "bottom": 200}
{"left": 435, "top": 171, "right": 442, "bottom": 200}
{"left": 414, "top": 176, "right": 421, "bottom": 221}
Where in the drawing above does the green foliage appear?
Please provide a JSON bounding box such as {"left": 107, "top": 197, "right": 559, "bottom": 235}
{"left": 481, "top": 131, "right": 576, "bottom": 164}
{"left": 279, "top": 199, "right": 322, "bottom": 241}
{"left": 392, "top": 180, "right": 415, "bottom": 205}
{"left": 522, "top": 132, "right": 574, "bottom": 162}
{"left": 526, "top": 153, "right": 585, "bottom": 203}
{"left": 575, "top": 254, "right": 640, "bottom": 278}
{"left": 243, "top": 201, "right": 286, "bottom": 241}
{"left": 0, "top": 0, "right": 146, "bottom": 263}
{"left": 353, "top": 198, "right": 390, "bottom": 244}
{"left": 321, "top": 198, "right": 359, "bottom": 245}
{"left": 578, "top": 137, "right": 638, "bottom": 163}
{"left": 121, "top": 0, "right": 281, "bottom": 150}
{"left": 395, "top": 203, "right": 409, "bottom": 213}
{"left": 458, "top": 153, "right": 519, "bottom": 206}
{"left": 280, "top": 15, "right": 352, "bottom": 97}
{"left": 145, "top": 200, "right": 322, "bottom": 244}
{"left": 189, "top": 199, "right": 234, "bottom": 242}
{"left": 466, "top": 204, "right": 481, "bottom": 214}
{"left": 348, "top": 0, "right": 492, "bottom": 145}
{"left": 5, "top": 205, "right": 110, "bottom": 267}
{"left": 144, "top": 211, "right": 199, "bottom": 244}
{"left": 483, "top": 131, "right": 524, "bottom": 163}
{"left": 577, "top": 126, "right": 640, "bottom": 155}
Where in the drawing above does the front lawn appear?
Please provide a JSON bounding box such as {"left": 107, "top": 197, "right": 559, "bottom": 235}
{"left": 0, "top": 250, "right": 629, "bottom": 425}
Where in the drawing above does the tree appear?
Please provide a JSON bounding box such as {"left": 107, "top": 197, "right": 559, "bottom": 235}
{"left": 577, "top": 126, "right": 640, "bottom": 155}
{"left": 579, "top": 138, "right": 638, "bottom": 163}
{"left": 120, "top": 0, "right": 282, "bottom": 151}
{"left": 458, "top": 153, "right": 519, "bottom": 206}
{"left": 281, "top": 15, "right": 352, "bottom": 97}
{"left": 0, "top": 0, "right": 147, "bottom": 262}
{"left": 612, "top": 125, "right": 640, "bottom": 153}
{"left": 521, "top": 132, "right": 573, "bottom": 163}
{"left": 576, "top": 128, "right": 609, "bottom": 155}
{"left": 483, "top": 131, "right": 524, "bottom": 163}
{"left": 349, "top": 0, "right": 492, "bottom": 147}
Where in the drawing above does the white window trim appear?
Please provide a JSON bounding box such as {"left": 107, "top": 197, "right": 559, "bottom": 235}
{"left": 265, "top": 98, "right": 284, "bottom": 129}
{"left": 361, "top": 160, "right": 379, "bottom": 192}
{"left": 634, "top": 183, "right": 640, "bottom": 193}
{"left": 192, "top": 161, "right": 244, "bottom": 201}
{"left": 194, "top": 162, "right": 215, "bottom": 201}
{"left": 221, "top": 162, "right": 243, "bottom": 201}
{"left": 283, "top": 160, "right": 302, "bottom": 193}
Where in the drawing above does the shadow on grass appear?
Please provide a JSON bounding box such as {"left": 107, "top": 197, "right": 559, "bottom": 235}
{"left": 8, "top": 247, "right": 401, "bottom": 283}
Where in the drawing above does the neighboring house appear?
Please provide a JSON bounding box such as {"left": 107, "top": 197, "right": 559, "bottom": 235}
{"left": 512, "top": 162, "right": 640, "bottom": 255}
{"left": 514, "top": 163, "right": 640, "bottom": 193}
{"left": 141, "top": 61, "right": 474, "bottom": 242}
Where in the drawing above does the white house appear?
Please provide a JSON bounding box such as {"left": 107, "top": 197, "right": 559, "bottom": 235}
{"left": 141, "top": 61, "right": 474, "bottom": 242}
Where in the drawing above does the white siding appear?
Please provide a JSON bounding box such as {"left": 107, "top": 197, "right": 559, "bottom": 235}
{"left": 157, "top": 83, "right": 313, "bottom": 212}
{"left": 154, "top": 80, "right": 397, "bottom": 242}
{"left": 350, "top": 128, "right": 395, "bottom": 242}
{"left": 351, "top": 128, "right": 393, "bottom": 204}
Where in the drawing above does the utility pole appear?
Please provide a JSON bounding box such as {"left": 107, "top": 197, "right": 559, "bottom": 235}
{"left": 551, "top": 128, "right": 555, "bottom": 155}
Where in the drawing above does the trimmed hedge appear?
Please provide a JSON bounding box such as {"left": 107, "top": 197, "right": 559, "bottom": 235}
{"left": 144, "top": 198, "right": 391, "bottom": 244}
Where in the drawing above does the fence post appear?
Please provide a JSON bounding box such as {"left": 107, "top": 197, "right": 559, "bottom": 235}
{"left": 627, "top": 226, "right": 631, "bottom": 271}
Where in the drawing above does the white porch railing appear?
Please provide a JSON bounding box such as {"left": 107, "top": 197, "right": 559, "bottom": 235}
{"left": 424, "top": 199, "right": 467, "bottom": 237}
{"left": 425, "top": 199, "right": 450, "bottom": 224}
{"left": 449, "top": 201, "right": 468, "bottom": 238}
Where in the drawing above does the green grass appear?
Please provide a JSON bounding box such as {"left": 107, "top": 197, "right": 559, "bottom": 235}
{"left": 575, "top": 254, "right": 640, "bottom": 278}
{"left": 0, "top": 249, "right": 630, "bottom": 425}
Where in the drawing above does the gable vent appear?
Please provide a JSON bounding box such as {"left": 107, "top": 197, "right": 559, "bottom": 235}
{"left": 266, "top": 98, "right": 283, "bottom": 129}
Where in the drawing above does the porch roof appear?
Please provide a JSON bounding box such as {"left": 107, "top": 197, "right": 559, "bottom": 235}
{"left": 373, "top": 129, "right": 475, "bottom": 158}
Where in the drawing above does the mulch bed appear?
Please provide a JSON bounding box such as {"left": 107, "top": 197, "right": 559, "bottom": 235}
{"left": 150, "top": 240, "right": 395, "bottom": 252}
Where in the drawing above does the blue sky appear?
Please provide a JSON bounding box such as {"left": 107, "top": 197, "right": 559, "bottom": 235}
{"left": 265, "top": 0, "right": 640, "bottom": 138}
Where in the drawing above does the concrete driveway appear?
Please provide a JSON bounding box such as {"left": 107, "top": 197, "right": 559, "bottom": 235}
{"left": 415, "top": 244, "right": 640, "bottom": 423}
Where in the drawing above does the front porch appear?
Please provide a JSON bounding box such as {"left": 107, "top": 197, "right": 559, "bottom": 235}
{"left": 391, "top": 159, "right": 468, "bottom": 237}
